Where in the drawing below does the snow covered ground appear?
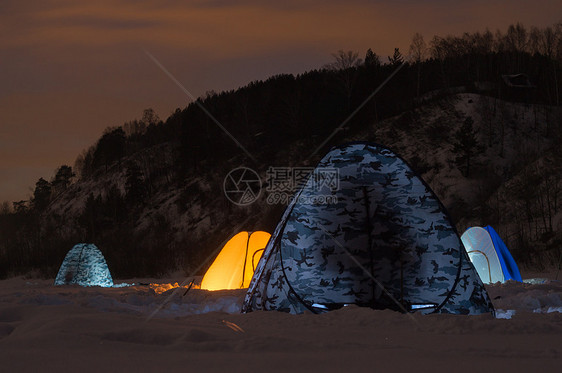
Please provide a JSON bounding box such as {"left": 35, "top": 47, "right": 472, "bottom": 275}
{"left": 1, "top": 271, "right": 561, "bottom": 372}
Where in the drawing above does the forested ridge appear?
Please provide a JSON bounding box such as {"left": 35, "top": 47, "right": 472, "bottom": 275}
{"left": 1, "top": 22, "right": 561, "bottom": 278}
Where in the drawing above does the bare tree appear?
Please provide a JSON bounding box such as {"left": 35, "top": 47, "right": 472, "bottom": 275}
{"left": 409, "top": 32, "right": 427, "bottom": 62}
{"left": 409, "top": 32, "right": 427, "bottom": 97}
{"left": 530, "top": 25, "right": 561, "bottom": 57}
{"left": 142, "top": 108, "right": 160, "bottom": 127}
{"left": 324, "top": 50, "right": 363, "bottom": 70}
{"left": 556, "top": 22, "right": 562, "bottom": 61}
{"left": 530, "top": 26, "right": 541, "bottom": 55}
{"left": 506, "top": 22, "right": 528, "bottom": 53}
{"left": 502, "top": 23, "right": 529, "bottom": 71}
{"left": 430, "top": 36, "right": 449, "bottom": 87}
{"left": 430, "top": 36, "right": 444, "bottom": 60}
{"left": 0, "top": 201, "right": 11, "bottom": 215}
{"left": 324, "top": 50, "right": 362, "bottom": 110}
{"left": 529, "top": 26, "right": 562, "bottom": 105}
{"left": 474, "top": 29, "right": 495, "bottom": 54}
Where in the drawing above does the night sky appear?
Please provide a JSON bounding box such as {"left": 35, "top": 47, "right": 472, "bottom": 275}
{"left": 1, "top": 0, "right": 560, "bottom": 202}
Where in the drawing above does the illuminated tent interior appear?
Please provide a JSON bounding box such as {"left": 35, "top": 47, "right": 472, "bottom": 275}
{"left": 54, "top": 243, "right": 113, "bottom": 287}
{"left": 461, "top": 226, "right": 522, "bottom": 284}
{"left": 200, "top": 231, "right": 271, "bottom": 291}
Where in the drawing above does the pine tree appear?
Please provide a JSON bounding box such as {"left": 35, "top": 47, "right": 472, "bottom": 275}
{"left": 125, "top": 162, "right": 146, "bottom": 207}
{"left": 52, "top": 165, "right": 75, "bottom": 193}
{"left": 93, "top": 127, "right": 126, "bottom": 171}
{"left": 80, "top": 193, "right": 100, "bottom": 239}
{"left": 141, "top": 108, "right": 160, "bottom": 127}
{"left": 32, "top": 178, "right": 52, "bottom": 211}
{"left": 364, "top": 48, "right": 381, "bottom": 67}
{"left": 388, "top": 48, "right": 404, "bottom": 65}
{"left": 452, "top": 116, "right": 479, "bottom": 177}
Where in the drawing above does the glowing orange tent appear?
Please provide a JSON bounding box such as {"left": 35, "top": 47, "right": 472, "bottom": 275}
{"left": 200, "top": 231, "right": 271, "bottom": 291}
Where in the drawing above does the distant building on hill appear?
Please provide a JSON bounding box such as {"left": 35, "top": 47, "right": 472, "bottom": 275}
{"left": 500, "top": 73, "right": 536, "bottom": 102}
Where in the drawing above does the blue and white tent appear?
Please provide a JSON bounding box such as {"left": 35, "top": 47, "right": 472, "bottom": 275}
{"left": 243, "top": 143, "right": 493, "bottom": 315}
{"left": 461, "top": 226, "right": 522, "bottom": 284}
{"left": 54, "top": 243, "right": 113, "bottom": 287}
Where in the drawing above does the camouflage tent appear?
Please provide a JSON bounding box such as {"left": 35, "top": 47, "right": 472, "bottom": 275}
{"left": 243, "top": 143, "right": 494, "bottom": 315}
{"left": 54, "top": 243, "right": 113, "bottom": 287}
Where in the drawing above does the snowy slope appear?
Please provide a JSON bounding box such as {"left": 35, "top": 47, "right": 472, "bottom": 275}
{"left": 347, "top": 93, "right": 562, "bottom": 265}
{"left": 40, "top": 93, "right": 561, "bottom": 276}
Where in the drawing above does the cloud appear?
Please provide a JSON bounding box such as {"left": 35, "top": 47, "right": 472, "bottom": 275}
{"left": 0, "top": 0, "right": 560, "bottom": 201}
{"left": 2, "top": 1, "right": 560, "bottom": 57}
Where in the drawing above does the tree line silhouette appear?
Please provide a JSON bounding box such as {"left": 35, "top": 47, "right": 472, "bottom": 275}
{"left": 1, "top": 22, "right": 561, "bottom": 278}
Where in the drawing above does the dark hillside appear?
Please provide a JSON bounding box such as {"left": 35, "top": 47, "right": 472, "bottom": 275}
{"left": 1, "top": 23, "right": 561, "bottom": 278}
